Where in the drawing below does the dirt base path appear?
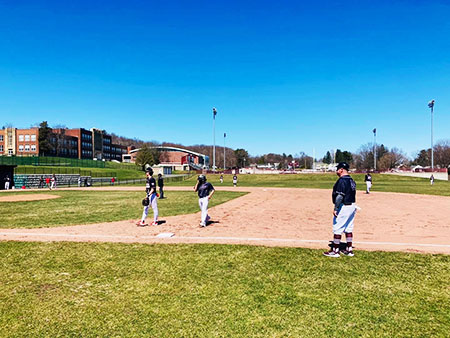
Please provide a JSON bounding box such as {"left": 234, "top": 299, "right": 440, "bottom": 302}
{"left": 1, "top": 187, "right": 449, "bottom": 254}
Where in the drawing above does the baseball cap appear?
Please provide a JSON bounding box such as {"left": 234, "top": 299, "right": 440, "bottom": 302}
{"left": 336, "top": 162, "right": 350, "bottom": 171}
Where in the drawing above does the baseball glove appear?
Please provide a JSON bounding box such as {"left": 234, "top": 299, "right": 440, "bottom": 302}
{"left": 142, "top": 197, "right": 150, "bottom": 206}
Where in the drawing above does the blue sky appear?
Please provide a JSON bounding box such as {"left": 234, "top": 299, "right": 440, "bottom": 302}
{"left": 1, "top": 0, "right": 449, "bottom": 159}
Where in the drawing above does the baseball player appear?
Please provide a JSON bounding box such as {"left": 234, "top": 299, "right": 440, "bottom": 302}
{"left": 50, "top": 174, "right": 56, "bottom": 190}
{"left": 324, "top": 162, "right": 357, "bottom": 258}
{"left": 220, "top": 175, "right": 223, "bottom": 184}
{"left": 232, "top": 174, "right": 238, "bottom": 187}
{"left": 430, "top": 174, "right": 434, "bottom": 186}
{"left": 364, "top": 172, "right": 372, "bottom": 194}
{"left": 4, "top": 175, "right": 10, "bottom": 190}
{"left": 157, "top": 173, "right": 164, "bottom": 199}
{"left": 137, "top": 168, "right": 159, "bottom": 226}
{"left": 194, "top": 175, "right": 215, "bottom": 227}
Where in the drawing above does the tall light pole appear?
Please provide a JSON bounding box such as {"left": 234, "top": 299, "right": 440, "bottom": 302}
{"left": 212, "top": 107, "right": 217, "bottom": 172}
{"left": 223, "top": 132, "right": 226, "bottom": 171}
{"left": 373, "top": 128, "right": 377, "bottom": 171}
{"left": 428, "top": 100, "right": 435, "bottom": 171}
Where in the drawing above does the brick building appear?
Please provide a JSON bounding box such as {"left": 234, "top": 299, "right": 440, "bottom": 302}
{"left": 2, "top": 125, "right": 132, "bottom": 162}
{"left": 124, "top": 146, "right": 209, "bottom": 171}
{"left": 64, "top": 128, "right": 93, "bottom": 159}
{"left": 16, "top": 128, "right": 39, "bottom": 156}
{"left": 0, "top": 127, "right": 17, "bottom": 156}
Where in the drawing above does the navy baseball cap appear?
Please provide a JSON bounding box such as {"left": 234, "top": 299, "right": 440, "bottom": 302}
{"left": 336, "top": 162, "right": 350, "bottom": 171}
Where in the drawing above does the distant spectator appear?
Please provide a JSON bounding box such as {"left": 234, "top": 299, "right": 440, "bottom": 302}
{"left": 111, "top": 177, "right": 116, "bottom": 186}
{"left": 38, "top": 176, "right": 44, "bottom": 188}
{"left": 45, "top": 177, "right": 51, "bottom": 189}
{"left": 78, "top": 176, "right": 82, "bottom": 187}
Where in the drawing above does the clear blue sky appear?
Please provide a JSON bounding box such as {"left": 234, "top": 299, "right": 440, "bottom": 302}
{"left": 1, "top": 0, "right": 449, "bottom": 159}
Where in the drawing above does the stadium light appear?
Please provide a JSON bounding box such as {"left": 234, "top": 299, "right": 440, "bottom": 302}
{"left": 373, "top": 128, "right": 377, "bottom": 171}
{"left": 223, "top": 132, "right": 226, "bottom": 170}
{"left": 212, "top": 108, "right": 217, "bottom": 172}
{"left": 428, "top": 100, "right": 435, "bottom": 171}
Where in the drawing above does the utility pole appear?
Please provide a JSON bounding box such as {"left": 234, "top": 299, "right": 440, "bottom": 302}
{"left": 428, "top": 100, "right": 435, "bottom": 171}
{"left": 313, "top": 148, "right": 315, "bottom": 170}
{"left": 373, "top": 128, "right": 377, "bottom": 171}
{"left": 212, "top": 107, "right": 217, "bottom": 172}
{"left": 223, "top": 132, "right": 226, "bottom": 170}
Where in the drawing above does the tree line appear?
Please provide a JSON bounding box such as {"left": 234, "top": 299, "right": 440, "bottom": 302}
{"left": 35, "top": 122, "right": 450, "bottom": 170}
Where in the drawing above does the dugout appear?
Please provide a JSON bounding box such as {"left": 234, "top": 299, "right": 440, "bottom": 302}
{"left": 0, "top": 165, "right": 16, "bottom": 190}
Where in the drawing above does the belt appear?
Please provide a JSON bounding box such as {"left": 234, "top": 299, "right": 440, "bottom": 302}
{"left": 343, "top": 202, "right": 354, "bottom": 205}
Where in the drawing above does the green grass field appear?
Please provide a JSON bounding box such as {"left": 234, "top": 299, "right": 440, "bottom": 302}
{"left": 0, "top": 242, "right": 448, "bottom": 337}
{"left": 168, "top": 173, "right": 450, "bottom": 196}
{"left": 1, "top": 174, "right": 449, "bottom": 336}
{"left": 0, "top": 190, "right": 246, "bottom": 228}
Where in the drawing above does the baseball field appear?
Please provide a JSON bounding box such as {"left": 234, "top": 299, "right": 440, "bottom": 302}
{"left": 0, "top": 173, "right": 449, "bottom": 336}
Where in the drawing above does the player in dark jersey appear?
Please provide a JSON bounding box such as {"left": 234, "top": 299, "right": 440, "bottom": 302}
{"left": 194, "top": 175, "right": 215, "bottom": 227}
{"left": 158, "top": 173, "right": 164, "bottom": 199}
{"left": 324, "top": 162, "right": 357, "bottom": 257}
{"left": 137, "top": 168, "right": 159, "bottom": 226}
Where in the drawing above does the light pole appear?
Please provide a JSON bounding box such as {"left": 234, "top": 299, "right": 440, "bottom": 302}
{"left": 243, "top": 157, "right": 246, "bottom": 168}
{"left": 212, "top": 107, "right": 217, "bottom": 172}
{"left": 373, "top": 128, "right": 377, "bottom": 171}
{"left": 223, "top": 132, "right": 226, "bottom": 171}
{"left": 428, "top": 100, "right": 435, "bottom": 171}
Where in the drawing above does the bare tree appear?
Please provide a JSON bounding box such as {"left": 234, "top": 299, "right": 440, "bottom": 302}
{"left": 433, "top": 140, "right": 450, "bottom": 168}
{"left": 378, "top": 148, "right": 408, "bottom": 170}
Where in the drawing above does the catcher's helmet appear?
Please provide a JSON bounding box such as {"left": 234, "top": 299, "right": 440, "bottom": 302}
{"left": 336, "top": 162, "right": 350, "bottom": 171}
{"left": 198, "top": 174, "right": 206, "bottom": 183}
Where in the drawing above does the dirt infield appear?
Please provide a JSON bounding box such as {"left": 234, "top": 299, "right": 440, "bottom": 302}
{"left": 0, "top": 194, "right": 61, "bottom": 202}
{"left": 0, "top": 186, "right": 449, "bottom": 254}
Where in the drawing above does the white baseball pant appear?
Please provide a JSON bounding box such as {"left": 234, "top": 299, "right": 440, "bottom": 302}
{"left": 142, "top": 193, "right": 158, "bottom": 222}
{"left": 199, "top": 196, "right": 209, "bottom": 225}
{"left": 333, "top": 204, "right": 356, "bottom": 235}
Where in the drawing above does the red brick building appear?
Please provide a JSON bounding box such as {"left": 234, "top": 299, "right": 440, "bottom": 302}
{"left": 16, "top": 128, "right": 40, "bottom": 156}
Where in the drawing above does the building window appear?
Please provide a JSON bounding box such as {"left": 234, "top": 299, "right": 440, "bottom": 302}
{"left": 19, "top": 145, "right": 24, "bottom": 151}
{"left": 8, "top": 149, "right": 13, "bottom": 155}
{"left": 31, "top": 145, "right": 36, "bottom": 151}
{"left": 0, "top": 145, "right": 3, "bottom": 152}
{"left": 31, "top": 134, "right": 36, "bottom": 141}
{"left": 0, "top": 135, "right": 3, "bottom": 141}
{"left": 25, "top": 145, "right": 30, "bottom": 151}
{"left": 25, "top": 135, "right": 30, "bottom": 141}
{"left": 19, "top": 135, "right": 24, "bottom": 141}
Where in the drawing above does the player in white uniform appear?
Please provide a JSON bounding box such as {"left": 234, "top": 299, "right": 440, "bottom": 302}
{"left": 137, "top": 168, "right": 159, "bottom": 226}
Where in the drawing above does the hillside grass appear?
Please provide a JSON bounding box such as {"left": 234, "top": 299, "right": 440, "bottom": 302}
{"left": 169, "top": 173, "right": 450, "bottom": 196}
{"left": 0, "top": 242, "right": 448, "bottom": 337}
{"left": 0, "top": 190, "right": 246, "bottom": 229}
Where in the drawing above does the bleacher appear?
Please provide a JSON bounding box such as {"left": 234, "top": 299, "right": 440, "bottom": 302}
{"left": 13, "top": 174, "right": 93, "bottom": 189}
